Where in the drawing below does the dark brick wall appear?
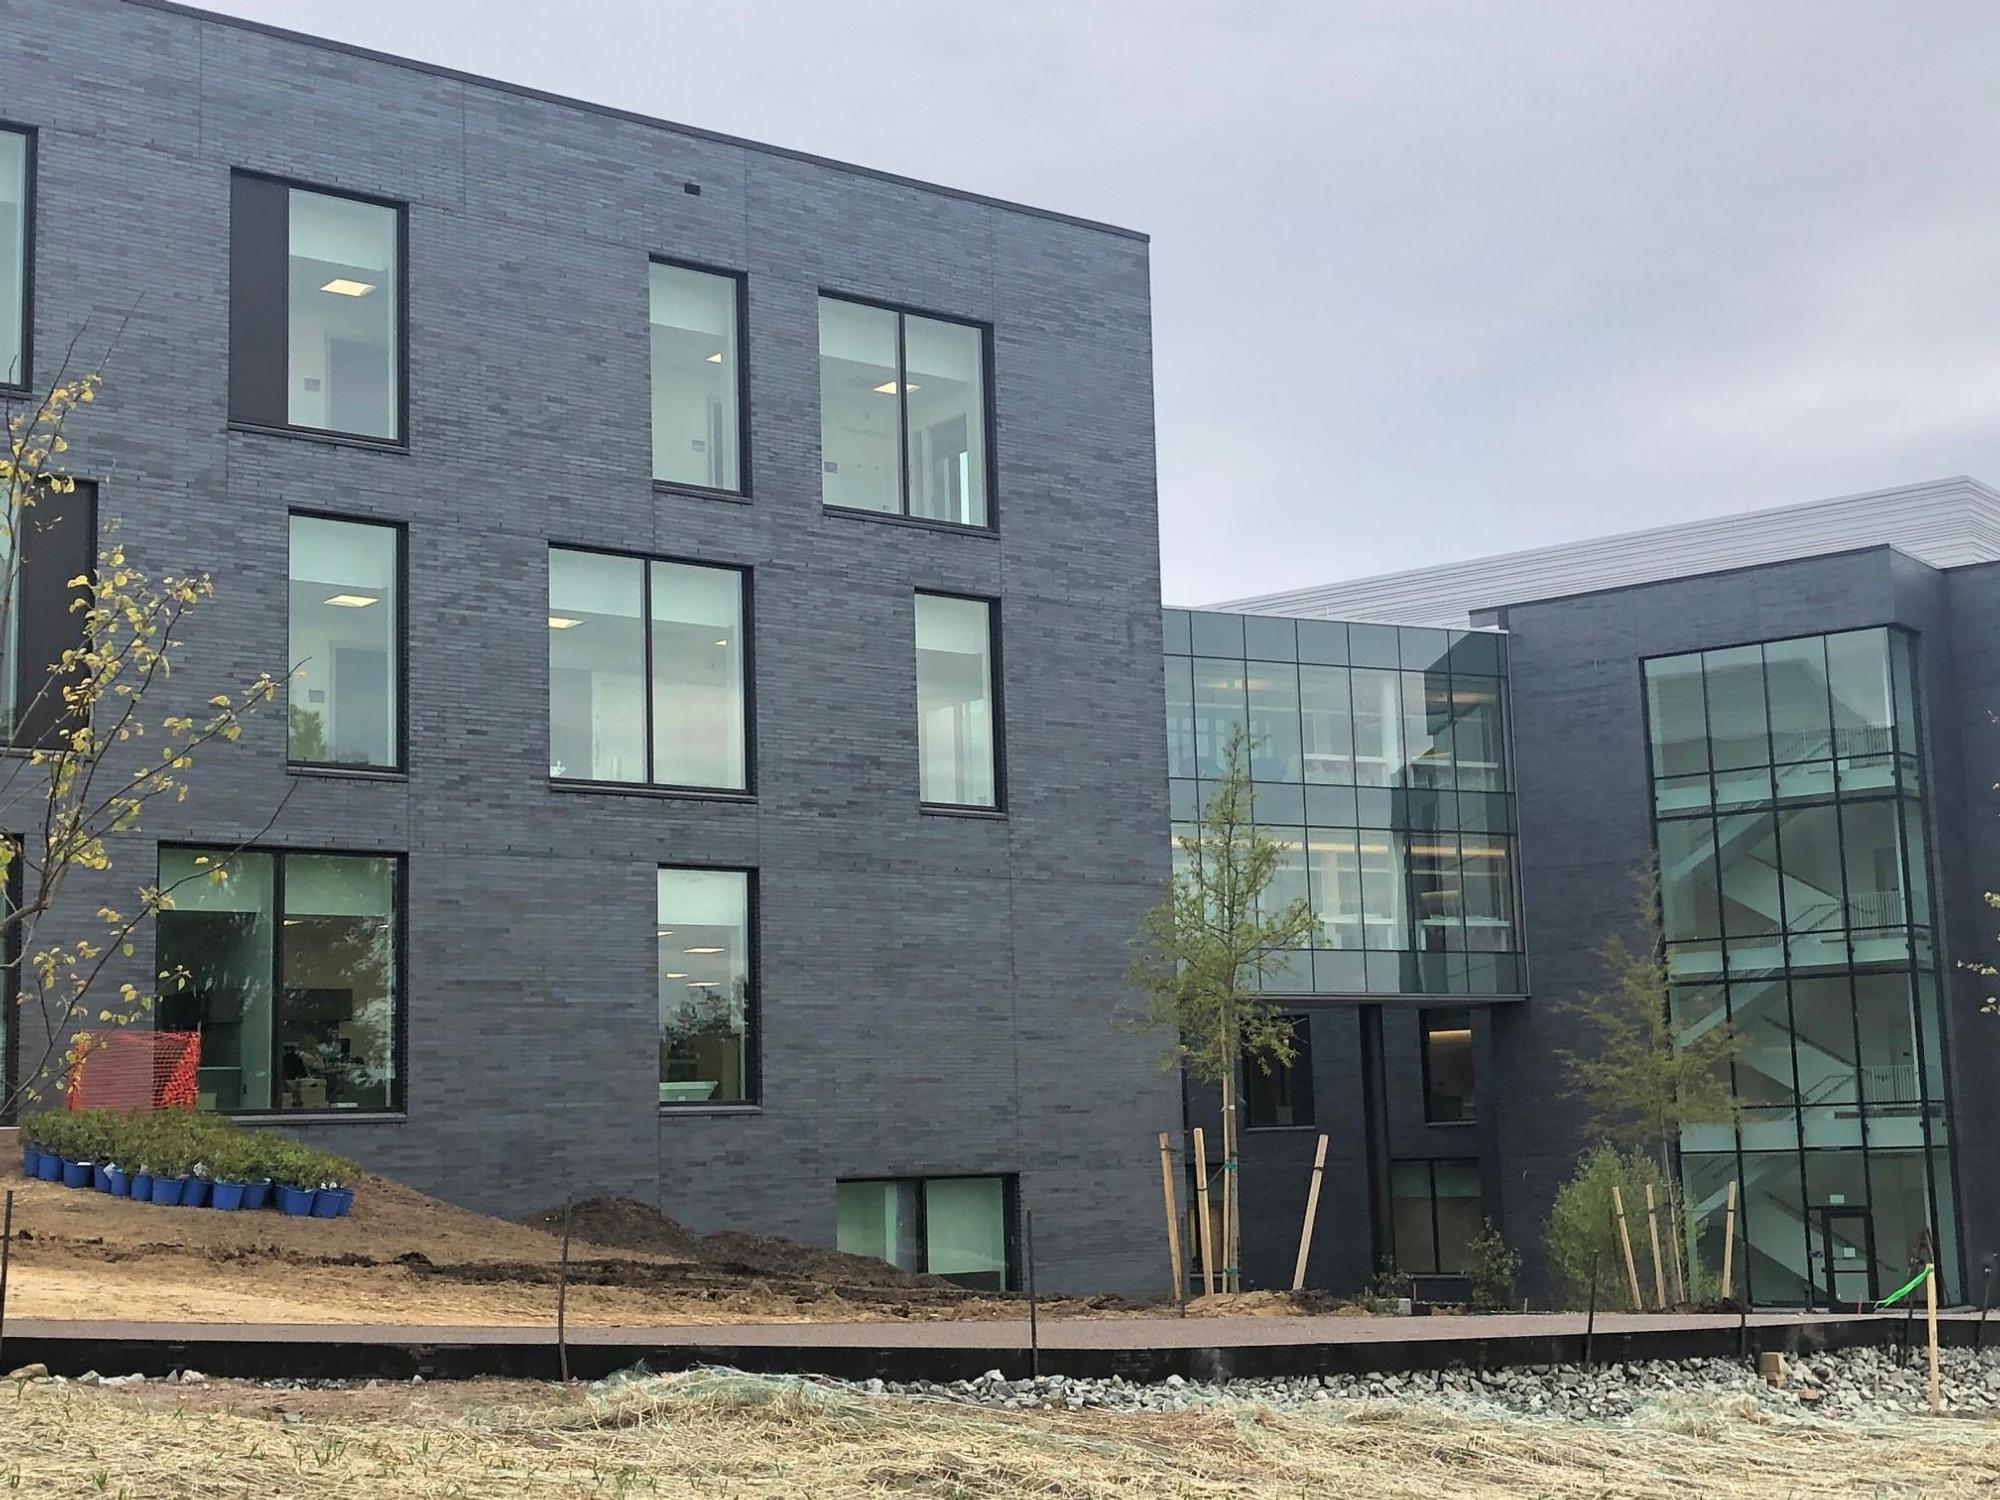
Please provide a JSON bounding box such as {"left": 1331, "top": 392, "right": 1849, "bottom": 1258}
{"left": 5, "top": 0, "right": 1175, "bottom": 1295}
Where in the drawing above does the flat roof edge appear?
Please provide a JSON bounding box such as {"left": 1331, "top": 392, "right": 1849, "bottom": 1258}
{"left": 124, "top": 0, "right": 1150, "bottom": 244}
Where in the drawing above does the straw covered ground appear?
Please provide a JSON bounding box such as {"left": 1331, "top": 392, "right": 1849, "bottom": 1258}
{"left": 3, "top": 1367, "right": 1996, "bottom": 1498}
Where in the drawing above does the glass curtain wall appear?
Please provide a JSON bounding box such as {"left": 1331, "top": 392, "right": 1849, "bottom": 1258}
{"left": 1646, "top": 628, "right": 1957, "bottom": 1306}
{"left": 1165, "top": 610, "right": 1522, "bottom": 996}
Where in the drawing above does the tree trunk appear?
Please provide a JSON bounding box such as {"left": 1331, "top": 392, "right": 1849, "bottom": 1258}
{"left": 1220, "top": 1034, "right": 1240, "bottom": 1295}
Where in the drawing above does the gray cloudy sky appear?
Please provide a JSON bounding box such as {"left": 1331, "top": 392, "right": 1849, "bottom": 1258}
{"left": 205, "top": 1, "right": 2000, "bottom": 606}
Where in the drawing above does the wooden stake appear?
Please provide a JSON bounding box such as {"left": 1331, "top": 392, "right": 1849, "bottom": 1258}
{"left": 1611, "top": 1185, "right": 1643, "bottom": 1311}
{"left": 1720, "top": 1180, "right": 1738, "bottom": 1300}
{"left": 1292, "top": 1134, "right": 1329, "bottom": 1292}
{"left": 1158, "top": 1133, "right": 1184, "bottom": 1307}
{"left": 1666, "top": 1192, "right": 1686, "bottom": 1307}
{"left": 1644, "top": 1183, "right": 1667, "bottom": 1310}
{"left": 1191, "top": 1127, "right": 1215, "bottom": 1299}
{"left": 1926, "top": 1264, "right": 1941, "bottom": 1415}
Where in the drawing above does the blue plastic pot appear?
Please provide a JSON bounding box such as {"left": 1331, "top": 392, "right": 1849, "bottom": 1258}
{"left": 181, "top": 1178, "right": 211, "bottom": 1208}
{"left": 210, "top": 1180, "right": 247, "bottom": 1211}
{"left": 311, "top": 1187, "right": 354, "bottom": 1218}
{"left": 94, "top": 1163, "right": 113, "bottom": 1193}
{"left": 148, "top": 1174, "right": 185, "bottom": 1207}
{"left": 34, "top": 1151, "right": 62, "bottom": 1182}
{"left": 274, "top": 1184, "right": 316, "bottom": 1216}
{"left": 19, "top": 1145, "right": 36, "bottom": 1177}
{"left": 130, "top": 1171, "right": 154, "bottom": 1200}
{"left": 61, "top": 1159, "right": 93, "bottom": 1189}
{"left": 104, "top": 1166, "right": 130, "bottom": 1198}
{"left": 242, "top": 1179, "right": 272, "bottom": 1211}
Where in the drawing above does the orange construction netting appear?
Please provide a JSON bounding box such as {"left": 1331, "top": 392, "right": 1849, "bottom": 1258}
{"left": 65, "top": 1028, "right": 200, "bottom": 1112}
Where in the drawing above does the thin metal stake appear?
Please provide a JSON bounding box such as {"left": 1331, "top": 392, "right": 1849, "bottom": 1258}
{"left": 557, "top": 1196, "right": 573, "bottom": 1384}
{"left": 1735, "top": 1203, "right": 1750, "bottom": 1364}
{"left": 1584, "top": 1250, "right": 1599, "bottom": 1369}
{"left": 1898, "top": 1300, "right": 1914, "bottom": 1369}
{"left": 0, "top": 1190, "right": 13, "bottom": 1370}
{"left": 1025, "top": 1208, "right": 1040, "bottom": 1380}
{"left": 1976, "top": 1254, "right": 1995, "bottom": 1354}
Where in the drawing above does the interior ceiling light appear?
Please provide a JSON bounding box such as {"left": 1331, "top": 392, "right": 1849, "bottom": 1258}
{"left": 320, "top": 278, "right": 376, "bottom": 297}
{"left": 664, "top": 971, "right": 688, "bottom": 979}
{"left": 713, "top": 639, "right": 729, "bottom": 647}
{"left": 686, "top": 980, "right": 719, "bottom": 989}
{"left": 872, "top": 380, "right": 921, "bottom": 394}
{"left": 684, "top": 945, "right": 724, "bottom": 954}
{"left": 324, "top": 593, "right": 379, "bottom": 608}
{"left": 705, "top": 352, "right": 724, "bottom": 363}
{"left": 548, "top": 615, "right": 583, "bottom": 630}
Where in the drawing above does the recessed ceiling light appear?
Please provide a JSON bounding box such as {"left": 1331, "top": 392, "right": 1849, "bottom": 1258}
{"left": 712, "top": 638, "right": 729, "bottom": 647}
{"left": 686, "top": 980, "right": 719, "bottom": 989}
{"left": 684, "top": 945, "right": 724, "bottom": 954}
{"left": 548, "top": 615, "right": 583, "bottom": 630}
{"left": 664, "top": 971, "right": 688, "bottom": 979}
{"left": 872, "top": 380, "right": 921, "bottom": 394}
{"left": 320, "top": 278, "right": 376, "bottom": 297}
{"left": 705, "top": 352, "right": 723, "bottom": 363}
{"left": 324, "top": 593, "right": 379, "bottom": 608}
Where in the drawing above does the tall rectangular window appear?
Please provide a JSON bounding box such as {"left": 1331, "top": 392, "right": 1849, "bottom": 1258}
{"left": 0, "top": 128, "right": 29, "bottom": 389}
{"left": 288, "top": 515, "right": 400, "bottom": 768}
{"left": 230, "top": 175, "right": 402, "bottom": 442}
{"left": 914, "top": 592, "right": 997, "bottom": 808}
{"left": 1244, "top": 1015, "right": 1314, "bottom": 1128}
{"left": 1390, "top": 1159, "right": 1482, "bottom": 1273}
{"left": 649, "top": 261, "right": 743, "bottom": 492}
{"left": 657, "top": 867, "right": 753, "bottom": 1105}
{"left": 820, "top": 297, "right": 989, "bottom": 527}
{"left": 837, "top": 1175, "right": 1013, "bottom": 1289}
{"left": 1421, "top": 1008, "right": 1476, "bottom": 1123}
{"left": 548, "top": 548, "right": 747, "bottom": 791}
{"left": 155, "top": 848, "right": 400, "bottom": 1114}
{"left": 2, "top": 479, "right": 93, "bottom": 749}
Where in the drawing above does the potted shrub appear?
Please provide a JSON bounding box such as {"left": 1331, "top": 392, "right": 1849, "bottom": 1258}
{"left": 309, "top": 1151, "right": 357, "bottom": 1218}
{"left": 270, "top": 1143, "right": 318, "bottom": 1216}
{"left": 240, "top": 1135, "right": 274, "bottom": 1212}
{"left": 145, "top": 1115, "right": 190, "bottom": 1206}
{"left": 206, "top": 1133, "right": 254, "bottom": 1211}
{"left": 18, "top": 1114, "right": 52, "bottom": 1179}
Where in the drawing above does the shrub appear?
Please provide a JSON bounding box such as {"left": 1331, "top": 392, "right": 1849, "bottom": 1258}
{"left": 1544, "top": 1145, "right": 1672, "bottom": 1310}
{"left": 1463, "top": 1219, "right": 1521, "bottom": 1311}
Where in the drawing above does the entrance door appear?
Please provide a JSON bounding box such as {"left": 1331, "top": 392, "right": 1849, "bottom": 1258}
{"left": 1815, "top": 1207, "right": 1878, "bottom": 1309}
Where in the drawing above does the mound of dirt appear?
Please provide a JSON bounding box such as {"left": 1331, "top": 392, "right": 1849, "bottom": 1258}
{"left": 522, "top": 1197, "right": 705, "bottom": 1261}
{"left": 697, "top": 1230, "right": 955, "bottom": 1290}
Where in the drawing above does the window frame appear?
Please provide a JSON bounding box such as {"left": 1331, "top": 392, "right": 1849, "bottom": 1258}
{"left": 835, "top": 1172, "right": 1019, "bottom": 1289}
{"left": 913, "top": 588, "right": 1005, "bottom": 814}
{"left": 818, "top": 291, "right": 997, "bottom": 533}
{"left": 285, "top": 509, "right": 409, "bottom": 775}
{"left": 647, "top": 255, "right": 751, "bottom": 501}
{"left": 1390, "top": 1156, "right": 1482, "bottom": 1275}
{"left": 1242, "top": 1012, "right": 1315, "bottom": 1130}
{"left": 155, "top": 843, "right": 408, "bottom": 1119}
{"left": 546, "top": 542, "right": 756, "bottom": 798}
{"left": 656, "top": 861, "right": 760, "bottom": 1110}
{"left": 0, "top": 121, "right": 36, "bottom": 395}
{"left": 228, "top": 170, "right": 411, "bottom": 449}
{"left": 1419, "top": 1007, "right": 1477, "bottom": 1126}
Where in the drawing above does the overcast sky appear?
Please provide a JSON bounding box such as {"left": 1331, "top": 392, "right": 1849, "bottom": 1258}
{"left": 204, "top": 2, "right": 2000, "bottom": 606}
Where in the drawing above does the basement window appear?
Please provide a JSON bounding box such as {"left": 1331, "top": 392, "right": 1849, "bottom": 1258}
{"left": 836, "top": 1175, "right": 1015, "bottom": 1290}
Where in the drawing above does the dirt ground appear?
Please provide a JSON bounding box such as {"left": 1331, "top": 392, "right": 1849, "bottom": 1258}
{"left": 2, "top": 1163, "right": 1155, "bottom": 1326}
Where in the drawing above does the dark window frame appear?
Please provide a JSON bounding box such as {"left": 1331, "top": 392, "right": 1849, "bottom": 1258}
{"left": 655, "top": 861, "right": 760, "bottom": 1110}
{"left": 156, "top": 842, "right": 408, "bottom": 1119}
{"left": 648, "top": 255, "right": 751, "bottom": 501}
{"left": 1, "top": 835, "right": 18, "bottom": 1122}
{"left": 547, "top": 542, "right": 756, "bottom": 798}
{"left": 228, "top": 169, "right": 411, "bottom": 448}
{"left": 1390, "top": 1156, "right": 1481, "bottom": 1275}
{"left": 836, "top": 1172, "right": 1020, "bottom": 1290}
{"left": 286, "top": 509, "right": 409, "bottom": 775}
{"left": 913, "top": 588, "right": 1005, "bottom": 814}
{"left": 0, "top": 120, "right": 36, "bottom": 394}
{"left": 818, "top": 290, "right": 997, "bottom": 534}
{"left": 1242, "top": 1012, "right": 1315, "bottom": 1129}
{"left": 1419, "top": 1007, "right": 1476, "bottom": 1125}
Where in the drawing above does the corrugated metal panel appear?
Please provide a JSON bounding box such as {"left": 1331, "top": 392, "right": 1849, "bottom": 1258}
{"left": 1212, "top": 476, "right": 2000, "bottom": 626}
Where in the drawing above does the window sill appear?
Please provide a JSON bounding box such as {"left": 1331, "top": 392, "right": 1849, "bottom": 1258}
{"left": 1243, "top": 1124, "right": 1319, "bottom": 1134}
{"left": 653, "top": 479, "right": 751, "bottom": 506}
{"left": 823, "top": 504, "right": 997, "bottom": 540}
{"left": 288, "top": 762, "right": 408, "bottom": 783}
{"left": 659, "top": 1103, "right": 762, "bottom": 1118}
{"left": 920, "top": 803, "right": 1007, "bottom": 820}
{"left": 551, "top": 778, "right": 755, "bottom": 804}
{"left": 1424, "top": 1118, "right": 1479, "bottom": 1129}
{"left": 229, "top": 421, "right": 409, "bottom": 455}
{"left": 234, "top": 1112, "right": 407, "bottom": 1126}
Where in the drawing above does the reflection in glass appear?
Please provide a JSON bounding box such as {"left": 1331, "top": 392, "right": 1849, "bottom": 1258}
{"left": 836, "top": 1180, "right": 921, "bottom": 1271}
{"left": 819, "top": 298, "right": 900, "bottom": 514}
{"left": 905, "top": 314, "right": 987, "bottom": 525}
{"left": 287, "top": 188, "right": 397, "bottom": 439}
{"left": 650, "top": 562, "right": 745, "bottom": 790}
{"left": 1244, "top": 1015, "right": 1313, "bottom": 1127}
{"left": 0, "top": 130, "right": 24, "bottom": 387}
{"left": 1246, "top": 661, "right": 1303, "bottom": 781}
{"left": 650, "top": 263, "right": 740, "bottom": 491}
{"left": 157, "top": 850, "right": 277, "bottom": 1113}
{"left": 657, "top": 867, "right": 750, "bottom": 1104}
{"left": 1350, "top": 669, "right": 1402, "bottom": 787}
{"left": 923, "top": 1177, "right": 1008, "bottom": 1288}
{"left": 915, "top": 593, "right": 996, "bottom": 807}
{"left": 1704, "top": 645, "right": 1769, "bottom": 772}
{"left": 1422, "top": 1009, "right": 1475, "bottom": 1122}
{"left": 548, "top": 550, "right": 646, "bottom": 782}
{"left": 288, "top": 515, "right": 397, "bottom": 767}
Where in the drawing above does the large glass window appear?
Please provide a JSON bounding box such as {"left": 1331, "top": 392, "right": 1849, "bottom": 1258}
{"left": 1, "top": 478, "right": 93, "bottom": 749}
{"left": 1390, "top": 1159, "right": 1482, "bottom": 1274}
{"left": 1243, "top": 1014, "right": 1313, "bottom": 1128}
{"left": 649, "top": 262, "right": 742, "bottom": 492}
{"left": 548, "top": 548, "right": 747, "bottom": 791}
{"left": 914, "top": 593, "right": 997, "bottom": 808}
{"left": 820, "top": 297, "right": 988, "bottom": 527}
{"left": 0, "top": 128, "right": 27, "bottom": 389}
{"left": 229, "top": 176, "right": 401, "bottom": 441}
{"left": 287, "top": 515, "right": 399, "bottom": 768}
{"left": 657, "top": 867, "right": 752, "bottom": 1105}
{"left": 1422, "top": 1008, "right": 1475, "bottom": 1123}
{"left": 156, "top": 848, "right": 399, "bottom": 1114}
{"left": 836, "top": 1175, "right": 1012, "bottom": 1289}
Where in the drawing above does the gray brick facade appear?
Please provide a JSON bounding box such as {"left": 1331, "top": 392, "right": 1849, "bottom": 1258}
{"left": 6, "top": 0, "right": 1177, "bottom": 1295}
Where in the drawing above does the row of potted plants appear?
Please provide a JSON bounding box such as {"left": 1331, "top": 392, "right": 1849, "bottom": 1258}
{"left": 17, "top": 1109, "right": 357, "bottom": 1217}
